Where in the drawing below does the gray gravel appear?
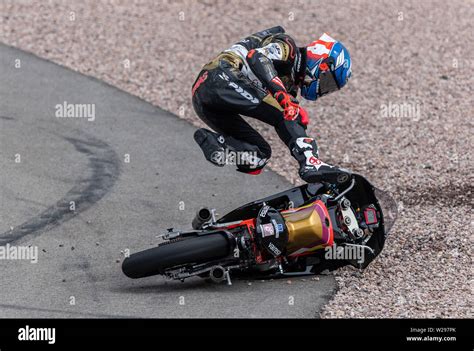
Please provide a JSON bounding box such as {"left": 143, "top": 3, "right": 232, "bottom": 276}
{"left": 1, "top": 0, "right": 472, "bottom": 318}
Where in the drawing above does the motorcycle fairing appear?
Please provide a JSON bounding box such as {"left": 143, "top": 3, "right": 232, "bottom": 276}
{"left": 335, "top": 174, "right": 387, "bottom": 268}
{"left": 218, "top": 173, "right": 389, "bottom": 270}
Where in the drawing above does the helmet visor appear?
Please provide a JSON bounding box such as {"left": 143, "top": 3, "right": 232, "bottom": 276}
{"left": 318, "top": 69, "right": 340, "bottom": 96}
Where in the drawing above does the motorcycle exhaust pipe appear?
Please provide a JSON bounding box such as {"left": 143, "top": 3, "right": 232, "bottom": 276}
{"left": 192, "top": 207, "right": 212, "bottom": 230}
{"left": 209, "top": 265, "right": 227, "bottom": 283}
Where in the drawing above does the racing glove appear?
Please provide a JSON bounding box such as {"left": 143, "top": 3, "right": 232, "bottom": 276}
{"left": 274, "top": 91, "right": 309, "bottom": 126}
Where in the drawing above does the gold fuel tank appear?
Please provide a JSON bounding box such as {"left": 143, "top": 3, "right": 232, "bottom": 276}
{"left": 281, "top": 200, "right": 334, "bottom": 256}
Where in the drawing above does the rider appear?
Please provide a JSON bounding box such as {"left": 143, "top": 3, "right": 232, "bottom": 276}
{"left": 192, "top": 26, "right": 352, "bottom": 183}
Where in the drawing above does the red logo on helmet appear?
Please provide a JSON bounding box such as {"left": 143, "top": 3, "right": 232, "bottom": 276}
{"left": 306, "top": 33, "right": 336, "bottom": 62}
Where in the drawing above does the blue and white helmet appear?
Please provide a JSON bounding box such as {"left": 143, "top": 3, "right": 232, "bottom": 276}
{"left": 300, "top": 33, "right": 352, "bottom": 101}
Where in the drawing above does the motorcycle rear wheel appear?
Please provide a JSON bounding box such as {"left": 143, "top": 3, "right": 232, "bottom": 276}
{"left": 122, "top": 233, "right": 231, "bottom": 279}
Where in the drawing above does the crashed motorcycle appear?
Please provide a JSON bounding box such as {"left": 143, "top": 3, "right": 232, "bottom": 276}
{"left": 122, "top": 172, "right": 396, "bottom": 284}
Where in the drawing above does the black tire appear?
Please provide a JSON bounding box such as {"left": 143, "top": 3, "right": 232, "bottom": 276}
{"left": 122, "top": 233, "right": 231, "bottom": 279}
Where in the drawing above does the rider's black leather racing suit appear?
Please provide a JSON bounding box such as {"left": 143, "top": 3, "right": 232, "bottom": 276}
{"left": 192, "top": 26, "right": 309, "bottom": 174}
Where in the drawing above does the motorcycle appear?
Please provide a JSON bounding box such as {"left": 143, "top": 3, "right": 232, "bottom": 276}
{"left": 122, "top": 172, "right": 396, "bottom": 284}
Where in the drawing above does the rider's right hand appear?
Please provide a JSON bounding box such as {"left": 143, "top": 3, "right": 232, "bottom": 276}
{"left": 274, "top": 91, "right": 309, "bottom": 127}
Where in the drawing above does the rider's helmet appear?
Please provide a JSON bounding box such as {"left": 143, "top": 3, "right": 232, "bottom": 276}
{"left": 300, "top": 33, "right": 352, "bottom": 101}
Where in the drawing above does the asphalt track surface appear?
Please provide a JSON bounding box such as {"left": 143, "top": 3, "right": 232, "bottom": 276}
{"left": 0, "top": 44, "right": 335, "bottom": 318}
